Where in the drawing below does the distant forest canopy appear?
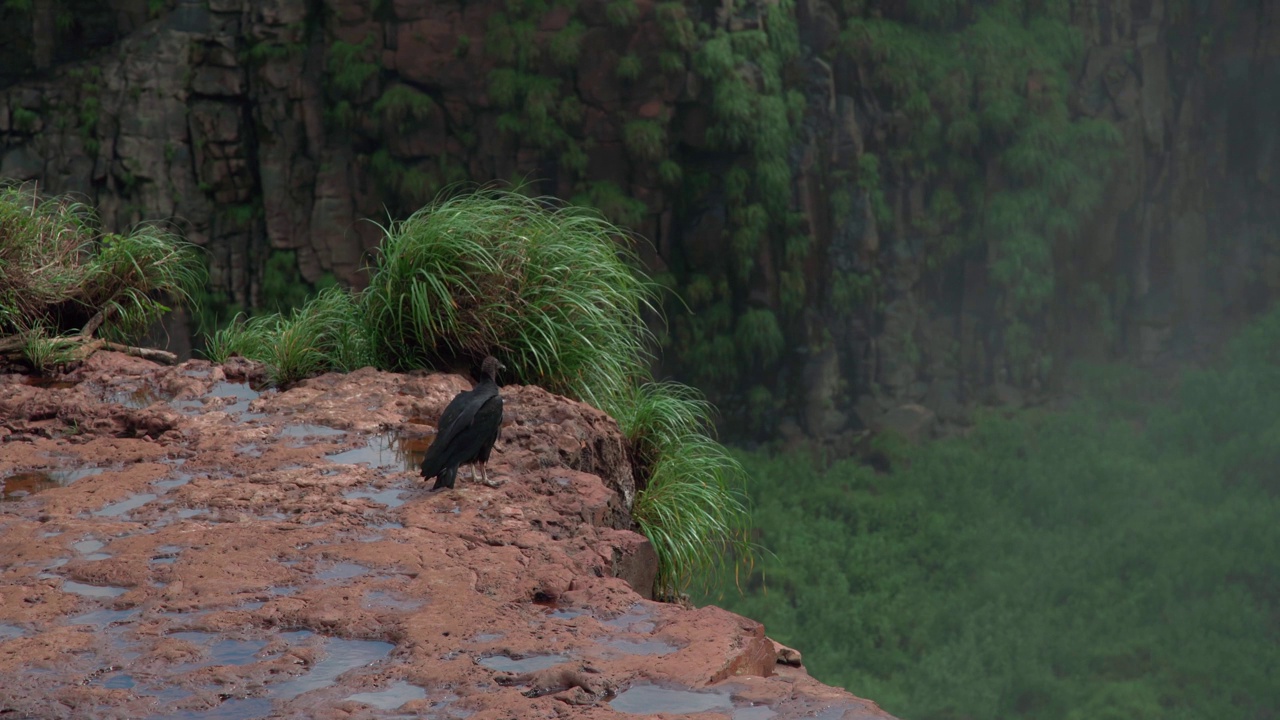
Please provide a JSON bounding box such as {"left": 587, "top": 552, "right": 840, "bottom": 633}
{"left": 0, "top": 0, "right": 1277, "bottom": 441}
{"left": 702, "top": 303, "right": 1280, "bottom": 720}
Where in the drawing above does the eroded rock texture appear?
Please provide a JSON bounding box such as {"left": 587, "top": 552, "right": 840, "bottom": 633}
{"left": 0, "top": 351, "right": 897, "bottom": 718}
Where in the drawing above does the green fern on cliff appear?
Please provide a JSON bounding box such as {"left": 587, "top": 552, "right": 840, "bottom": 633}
{"left": 548, "top": 20, "right": 586, "bottom": 67}
{"left": 373, "top": 84, "right": 437, "bottom": 129}
{"left": 623, "top": 119, "right": 666, "bottom": 162}
{"left": 327, "top": 35, "right": 378, "bottom": 96}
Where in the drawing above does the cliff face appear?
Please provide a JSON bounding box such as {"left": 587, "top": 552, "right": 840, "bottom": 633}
{"left": 1, "top": 0, "right": 1277, "bottom": 442}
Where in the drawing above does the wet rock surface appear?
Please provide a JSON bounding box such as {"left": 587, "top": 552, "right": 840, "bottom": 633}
{"left": 0, "top": 352, "right": 898, "bottom": 719}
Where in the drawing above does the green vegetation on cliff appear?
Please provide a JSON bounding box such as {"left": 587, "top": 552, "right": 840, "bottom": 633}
{"left": 841, "top": 0, "right": 1121, "bottom": 379}
{"left": 704, "top": 308, "right": 1280, "bottom": 719}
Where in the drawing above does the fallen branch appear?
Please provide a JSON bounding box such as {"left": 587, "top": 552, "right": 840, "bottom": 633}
{"left": 0, "top": 333, "right": 177, "bottom": 366}
{"left": 101, "top": 341, "right": 178, "bottom": 365}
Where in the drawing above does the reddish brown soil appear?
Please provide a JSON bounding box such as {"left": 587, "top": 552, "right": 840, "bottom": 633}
{"left": 0, "top": 352, "right": 897, "bottom": 719}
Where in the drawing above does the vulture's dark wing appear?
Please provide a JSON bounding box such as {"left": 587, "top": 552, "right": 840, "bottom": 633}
{"left": 420, "top": 382, "right": 498, "bottom": 480}
{"left": 474, "top": 394, "right": 503, "bottom": 464}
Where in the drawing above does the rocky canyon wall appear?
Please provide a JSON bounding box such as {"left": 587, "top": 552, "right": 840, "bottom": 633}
{"left": 1, "top": 0, "right": 1277, "bottom": 444}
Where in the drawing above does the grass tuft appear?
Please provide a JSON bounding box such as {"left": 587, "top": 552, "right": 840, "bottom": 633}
{"left": 200, "top": 286, "right": 372, "bottom": 386}
{"left": 361, "top": 187, "right": 656, "bottom": 407}
{"left": 632, "top": 433, "right": 754, "bottom": 596}
{"left": 0, "top": 183, "right": 203, "bottom": 342}
{"left": 607, "top": 381, "right": 755, "bottom": 597}
{"left": 18, "top": 323, "right": 79, "bottom": 373}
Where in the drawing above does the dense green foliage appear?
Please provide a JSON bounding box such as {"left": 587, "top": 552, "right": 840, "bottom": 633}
{"left": 205, "top": 189, "right": 753, "bottom": 595}
{"left": 702, "top": 308, "right": 1280, "bottom": 719}
{"left": 0, "top": 184, "right": 202, "bottom": 345}
{"left": 841, "top": 0, "right": 1121, "bottom": 379}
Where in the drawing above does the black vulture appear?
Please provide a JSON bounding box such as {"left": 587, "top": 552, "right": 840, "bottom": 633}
{"left": 420, "top": 356, "right": 505, "bottom": 491}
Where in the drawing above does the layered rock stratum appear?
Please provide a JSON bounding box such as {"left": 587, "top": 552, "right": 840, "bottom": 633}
{"left": 0, "top": 352, "right": 896, "bottom": 719}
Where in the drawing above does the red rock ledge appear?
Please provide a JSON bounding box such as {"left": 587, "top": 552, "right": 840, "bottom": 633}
{"left": 0, "top": 351, "right": 898, "bottom": 719}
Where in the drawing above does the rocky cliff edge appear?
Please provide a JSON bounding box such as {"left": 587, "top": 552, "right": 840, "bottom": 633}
{"left": 0, "top": 352, "right": 897, "bottom": 720}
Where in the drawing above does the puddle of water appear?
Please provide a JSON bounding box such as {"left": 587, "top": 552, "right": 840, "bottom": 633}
{"left": 154, "top": 473, "right": 193, "bottom": 491}
{"left": 84, "top": 553, "right": 112, "bottom": 561}
{"left": 73, "top": 539, "right": 105, "bottom": 554}
{"left": 170, "top": 398, "right": 206, "bottom": 415}
{"left": 476, "top": 653, "right": 570, "bottom": 673}
{"left": 316, "top": 562, "right": 369, "bottom": 581}
{"left": 106, "top": 386, "right": 173, "bottom": 409}
{"left": 733, "top": 706, "right": 778, "bottom": 720}
{"left": 600, "top": 638, "right": 678, "bottom": 656}
{"left": 610, "top": 684, "right": 733, "bottom": 715}
{"left": 362, "top": 590, "right": 424, "bottom": 611}
{"left": 470, "top": 632, "right": 503, "bottom": 643}
{"left": 67, "top": 608, "right": 138, "bottom": 627}
{"left": 156, "top": 697, "right": 273, "bottom": 720}
{"left": 345, "top": 680, "right": 427, "bottom": 710}
{"left": 139, "top": 684, "right": 193, "bottom": 704}
{"left": 325, "top": 432, "right": 426, "bottom": 472}
{"left": 343, "top": 488, "right": 406, "bottom": 507}
{"left": 0, "top": 624, "right": 24, "bottom": 640}
{"left": 280, "top": 424, "right": 345, "bottom": 442}
{"left": 171, "top": 632, "right": 269, "bottom": 667}
{"left": 1, "top": 471, "right": 59, "bottom": 500}
{"left": 52, "top": 466, "right": 107, "bottom": 485}
{"left": 547, "top": 608, "right": 586, "bottom": 620}
{"left": 269, "top": 638, "right": 395, "bottom": 700}
{"left": 239, "top": 601, "right": 265, "bottom": 610}
{"left": 62, "top": 580, "right": 129, "bottom": 598}
{"left": 97, "top": 673, "right": 136, "bottom": 689}
{"left": 93, "top": 492, "right": 157, "bottom": 518}
{"left": 269, "top": 586, "right": 299, "bottom": 596}
{"left": 208, "top": 380, "right": 264, "bottom": 420}
{"left": 602, "top": 604, "right": 658, "bottom": 633}
{"left": 46, "top": 558, "right": 69, "bottom": 568}
{"left": 177, "top": 509, "right": 203, "bottom": 519}
{"left": 359, "top": 521, "right": 406, "bottom": 544}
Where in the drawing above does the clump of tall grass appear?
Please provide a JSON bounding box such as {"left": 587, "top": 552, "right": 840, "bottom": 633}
{"left": 361, "top": 188, "right": 657, "bottom": 408}
{"left": 0, "top": 183, "right": 203, "bottom": 342}
{"left": 609, "top": 382, "right": 754, "bottom": 596}
{"left": 203, "top": 286, "right": 373, "bottom": 386}
{"left": 17, "top": 323, "right": 80, "bottom": 373}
